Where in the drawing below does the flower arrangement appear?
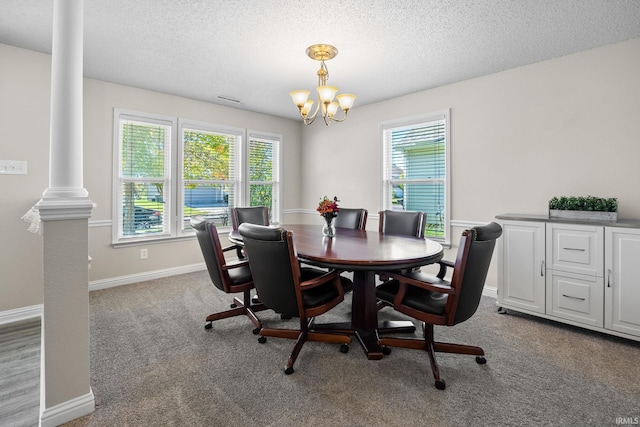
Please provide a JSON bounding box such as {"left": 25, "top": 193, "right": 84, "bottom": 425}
{"left": 317, "top": 196, "right": 340, "bottom": 221}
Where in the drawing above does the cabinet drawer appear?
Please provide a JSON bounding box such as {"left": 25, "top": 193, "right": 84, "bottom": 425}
{"left": 546, "top": 271, "right": 603, "bottom": 327}
{"left": 546, "top": 224, "right": 603, "bottom": 276}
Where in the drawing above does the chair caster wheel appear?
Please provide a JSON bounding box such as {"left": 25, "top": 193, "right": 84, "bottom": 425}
{"left": 284, "top": 366, "right": 294, "bottom": 375}
{"left": 252, "top": 327, "right": 261, "bottom": 335}
{"left": 435, "top": 380, "right": 446, "bottom": 390}
{"left": 204, "top": 322, "right": 212, "bottom": 330}
{"left": 258, "top": 336, "right": 267, "bottom": 344}
{"left": 230, "top": 303, "right": 237, "bottom": 308}
{"left": 340, "top": 344, "right": 349, "bottom": 353}
{"left": 382, "top": 346, "right": 392, "bottom": 356}
{"left": 476, "top": 356, "right": 487, "bottom": 364}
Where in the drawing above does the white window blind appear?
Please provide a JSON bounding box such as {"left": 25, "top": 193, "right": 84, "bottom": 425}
{"left": 247, "top": 132, "right": 281, "bottom": 223}
{"left": 181, "top": 123, "right": 241, "bottom": 230}
{"left": 115, "top": 112, "right": 174, "bottom": 241}
{"left": 381, "top": 111, "right": 450, "bottom": 242}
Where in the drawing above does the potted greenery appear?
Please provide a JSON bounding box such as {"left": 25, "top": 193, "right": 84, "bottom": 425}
{"left": 548, "top": 195, "right": 618, "bottom": 221}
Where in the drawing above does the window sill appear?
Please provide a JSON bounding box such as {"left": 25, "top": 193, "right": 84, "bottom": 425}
{"left": 111, "top": 228, "right": 232, "bottom": 248}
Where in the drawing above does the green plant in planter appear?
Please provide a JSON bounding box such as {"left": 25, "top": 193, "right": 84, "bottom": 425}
{"left": 548, "top": 196, "right": 617, "bottom": 212}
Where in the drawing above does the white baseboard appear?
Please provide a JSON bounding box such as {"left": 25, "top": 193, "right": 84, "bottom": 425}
{"left": 482, "top": 285, "right": 497, "bottom": 299}
{"left": 0, "top": 304, "right": 43, "bottom": 325}
{"left": 89, "top": 262, "right": 206, "bottom": 291}
{"left": 40, "top": 389, "right": 95, "bottom": 427}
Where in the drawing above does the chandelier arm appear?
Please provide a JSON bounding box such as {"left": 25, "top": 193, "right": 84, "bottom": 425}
{"left": 303, "top": 101, "right": 322, "bottom": 124}
{"left": 329, "top": 111, "right": 349, "bottom": 123}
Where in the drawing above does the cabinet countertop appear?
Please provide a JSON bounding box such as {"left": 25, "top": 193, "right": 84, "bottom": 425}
{"left": 495, "top": 213, "right": 640, "bottom": 229}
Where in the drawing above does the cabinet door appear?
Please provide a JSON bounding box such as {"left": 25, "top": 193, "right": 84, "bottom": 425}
{"left": 605, "top": 227, "right": 640, "bottom": 337}
{"left": 546, "top": 270, "right": 603, "bottom": 327}
{"left": 546, "top": 223, "right": 603, "bottom": 277}
{"left": 498, "top": 221, "right": 546, "bottom": 313}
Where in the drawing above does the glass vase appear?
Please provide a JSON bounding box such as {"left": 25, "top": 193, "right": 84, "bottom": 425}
{"left": 322, "top": 217, "right": 336, "bottom": 237}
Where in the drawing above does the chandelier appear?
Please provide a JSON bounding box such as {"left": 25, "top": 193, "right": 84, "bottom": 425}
{"left": 289, "top": 44, "right": 356, "bottom": 126}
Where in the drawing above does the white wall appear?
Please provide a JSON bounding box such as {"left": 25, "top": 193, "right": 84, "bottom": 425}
{"left": 83, "top": 79, "right": 303, "bottom": 283}
{"left": 0, "top": 43, "right": 303, "bottom": 312}
{"left": 0, "top": 44, "right": 49, "bottom": 312}
{"left": 2, "top": 37, "right": 639, "bottom": 313}
{"left": 299, "top": 38, "right": 640, "bottom": 287}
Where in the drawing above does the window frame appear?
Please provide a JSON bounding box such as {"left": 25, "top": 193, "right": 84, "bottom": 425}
{"left": 112, "top": 109, "right": 177, "bottom": 244}
{"left": 380, "top": 109, "right": 451, "bottom": 245}
{"left": 178, "top": 118, "right": 243, "bottom": 234}
{"left": 245, "top": 130, "right": 282, "bottom": 224}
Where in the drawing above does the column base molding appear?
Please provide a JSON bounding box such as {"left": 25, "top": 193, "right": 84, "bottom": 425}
{"left": 40, "top": 389, "right": 95, "bottom": 427}
{"left": 36, "top": 196, "right": 94, "bottom": 221}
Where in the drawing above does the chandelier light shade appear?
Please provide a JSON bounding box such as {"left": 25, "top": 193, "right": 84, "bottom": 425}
{"left": 289, "top": 44, "right": 356, "bottom": 126}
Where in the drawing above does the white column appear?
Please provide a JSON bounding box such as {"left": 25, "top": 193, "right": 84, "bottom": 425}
{"left": 37, "top": 1, "right": 95, "bottom": 426}
{"left": 42, "top": 0, "right": 87, "bottom": 200}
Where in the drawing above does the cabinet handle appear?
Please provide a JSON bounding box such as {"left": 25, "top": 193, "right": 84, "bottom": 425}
{"left": 541, "top": 260, "right": 545, "bottom": 277}
{"left": 562, "top": 294, "right": 586, "bottom": 301}
{"left": 607, "top": 268, "right": 612, "bottom": 288}
{"left": 562, "top": 247, "right": 585, "bottom": 251}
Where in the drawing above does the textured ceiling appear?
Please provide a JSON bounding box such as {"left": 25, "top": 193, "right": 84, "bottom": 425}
{"left": 1, "top": 1, "right": 639, "bottom": 120}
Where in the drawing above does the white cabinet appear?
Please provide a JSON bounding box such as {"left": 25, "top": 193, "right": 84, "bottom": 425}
{"left": 498, "top": 220, "right": 546, "bottom": 314}
{"left": 496, "top": 214, "right": 640, "bottom": 342}
{"left": 605, "top": 227, "right": 640, "bottom": 337}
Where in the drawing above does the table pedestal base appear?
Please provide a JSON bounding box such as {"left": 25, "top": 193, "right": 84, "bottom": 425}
{"left": 312, "top": 320, "right": 416, "bottom": 360}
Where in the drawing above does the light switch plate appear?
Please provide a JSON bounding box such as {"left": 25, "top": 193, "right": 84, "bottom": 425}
{"left": 0, "top": 160, "right": 27, "bottom": 175}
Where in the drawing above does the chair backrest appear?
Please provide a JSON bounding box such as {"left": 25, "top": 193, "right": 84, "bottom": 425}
{"left": 191, "top": 216, "right": 229, "bottom": 292}
{"left": 448, "top": 222, "right": 503, "bottom": 325}
{"left": 231, "top": 206, "right": 270, "bottom": 230}
{"left": 378, "top": 210, "right": 426, "bottom": 238}
{"left": 238, "top": 223, "right": 301, "bottom": 317}
{"left": 334, "top": 208, "right": 368, "bottom": 230}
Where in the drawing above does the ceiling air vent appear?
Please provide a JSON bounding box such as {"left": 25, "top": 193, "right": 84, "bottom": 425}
{"left": 216, "top": 95, "right": 243, "bottom": 104}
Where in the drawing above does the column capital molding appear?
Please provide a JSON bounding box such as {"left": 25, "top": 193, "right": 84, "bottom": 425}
{"left": 36, "top": 196, "right": 94, "bottom": 221}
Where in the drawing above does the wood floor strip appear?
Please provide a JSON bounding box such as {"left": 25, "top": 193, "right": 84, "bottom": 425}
{"left": 0, "top": 319, "right": 41, "bottom": 427}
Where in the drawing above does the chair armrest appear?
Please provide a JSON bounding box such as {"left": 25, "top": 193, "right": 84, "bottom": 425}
{"left": 299, "top": 270, "right": 340, "bottom": 291}
{"left": 384, "top": 271, "right": 454, "bottom": 295}
{"left": 437, "top": 259, "right": 454, "bottom": 279}
{"left": 223, "top": 259, "right": 250, "bottom": 270}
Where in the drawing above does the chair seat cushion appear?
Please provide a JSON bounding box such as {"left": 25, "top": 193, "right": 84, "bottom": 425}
{"left": 227, "top": 264, "right": 253, "bottom": 285}
{"left": 300, "top": 267, "right": 352, "bottom": 307}
{"left": 376, "top": 274, "right": 449, "bottom": 315}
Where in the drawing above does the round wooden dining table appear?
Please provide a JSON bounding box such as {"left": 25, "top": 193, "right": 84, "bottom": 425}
{"left": 229, "top": 223, "right": 444, "bottom": 360}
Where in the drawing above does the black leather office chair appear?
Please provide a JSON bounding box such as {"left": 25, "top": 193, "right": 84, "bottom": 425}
{"left": 376, "top": 222, "right": 502, "bottom": 390}
{"left": 191, "top": 216, "right": 268, "bottom": 333}
{"left": 334, "top": 208, "right": 368, "bottom": 230}
{"left": 378, "top": 210, "right": 426, "bottom": 238}
{"left": 238, "top": 223, "right": 353, "bottom": 374}
{"left": 377, "top": 210, "right": 427, "bottom": 282}
{"left": 231, "top": 206, "right": 270, "bottom": 259}
{"left": 231, "top": 206, "right": 270, "bottom": 230}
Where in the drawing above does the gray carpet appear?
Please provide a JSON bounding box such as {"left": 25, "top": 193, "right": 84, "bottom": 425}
{"left": 62, "top": 270, "right": 639, "bottom": 426}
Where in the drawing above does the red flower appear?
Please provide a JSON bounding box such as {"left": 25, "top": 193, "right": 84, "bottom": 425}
{"left": 317, "top": 196, "right": 340, "bottom": 219}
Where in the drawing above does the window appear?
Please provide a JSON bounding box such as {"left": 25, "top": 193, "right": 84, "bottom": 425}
{"left": 247, "top": 131, "right": 281, "bottom": 223}
{"left": 180, "top": 119, "right": 242, "bottom": 232}
{"left": 114, "top": 111, "right": 175, "bottom": 241}
{"left": 113, "top": 109, "right": 281, "bottom": 244}
{"left": 381, "top": 110, "right": 450, "bottom": 243}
